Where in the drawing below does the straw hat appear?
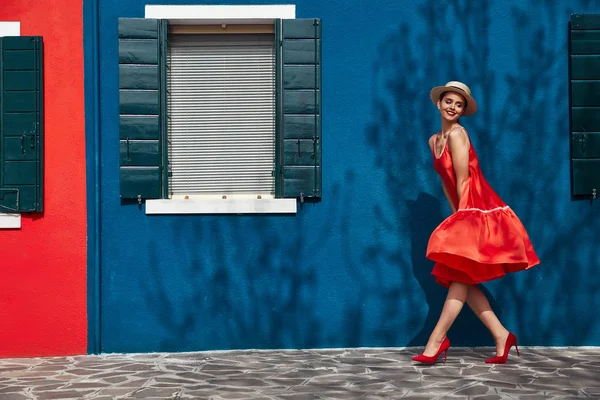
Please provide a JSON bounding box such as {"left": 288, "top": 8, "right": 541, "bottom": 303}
{"left": 430, "top": 81, "right": 477, "bottom": 116}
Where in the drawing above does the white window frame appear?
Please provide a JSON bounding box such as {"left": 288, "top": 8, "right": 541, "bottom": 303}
{"left": 143, "top": 5, "right": 297, "bottom": 215}
{"left": 0, "top": 21, "right": 21, "bottom": 228}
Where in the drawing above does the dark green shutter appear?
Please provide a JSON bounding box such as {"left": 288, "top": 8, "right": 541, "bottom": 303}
{"left": 0, "top": 36, "right": 44, "bottom": 213}
{"left": 118, "top": 18, "right": 168, "bottom": 201}
{"left": 570, "top": 14, "right": 600, "bottom": 198}
{"left": 276, "top": 19, "right": 322, "bottom": 200}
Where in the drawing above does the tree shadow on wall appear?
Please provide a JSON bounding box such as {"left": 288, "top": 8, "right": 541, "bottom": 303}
{"left": 406, "top": 193, "right": 500, "bottom": 347}
{"left": 140, "top": 184, "right": 344, "bottom": 352}
{"left": 405, "top": 193, "right": 446, "bottom": 347}
{"left": 491, "top": 0, "right": 600, "bottom": 345}
{"left": 366, "top": 0, "right": 600, "bottom": 347}
{"left": 365, "top": 0, "right": 498, "bottom": 347}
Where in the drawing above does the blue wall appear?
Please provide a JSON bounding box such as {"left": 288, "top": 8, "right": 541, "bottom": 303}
{"left": 87, "top": 0, "right": 600, "bottom": 353}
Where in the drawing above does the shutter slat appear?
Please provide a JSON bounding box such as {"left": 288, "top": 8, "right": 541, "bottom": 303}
{"left": 168, "top": 34, "right": 275, "bottom": 195}
{"left": 169, "top": 121, "right": 274, "bottom": 125}
{"left": 172, "top": 171, "right": 274, "bottom": 175}
{"left": 171, "top": 161, "right": 274, "bottom": 165}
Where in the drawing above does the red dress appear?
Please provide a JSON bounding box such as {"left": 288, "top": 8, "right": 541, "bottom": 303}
{"left": 427, "top": 134, "right": 540, "bottom": 287}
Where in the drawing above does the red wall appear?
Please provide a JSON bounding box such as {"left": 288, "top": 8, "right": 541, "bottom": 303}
{"left": 0, "top": 0, "right": 86, "bottom": 356}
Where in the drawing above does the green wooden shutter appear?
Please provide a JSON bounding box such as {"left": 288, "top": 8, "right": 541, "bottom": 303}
{"left": 276, "top": 19, "right": 322, "bottom": 200}
{"left": 570, "top": 14, "right": 600, "bottom": 198}
{"left": 0, "top": 36, "right": 44, "bottom": 213}
{"left": 118, "top": 18, "right": 168, "bottom": 201}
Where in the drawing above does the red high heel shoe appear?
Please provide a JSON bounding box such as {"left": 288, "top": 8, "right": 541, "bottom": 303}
{"left": 412, "top": 337, "right": 450, "bottom": 364}
{"left": 486, "top": 332, "right": 520, "bottom": 364}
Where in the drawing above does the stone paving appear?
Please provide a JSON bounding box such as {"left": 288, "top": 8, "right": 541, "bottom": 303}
{"left": 0, "top": 347, "right": 599, "bottom": 399}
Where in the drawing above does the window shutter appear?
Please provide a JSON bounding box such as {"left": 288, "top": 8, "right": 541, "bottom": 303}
{"left": 570, "top": 14, "right": 600, "bottom": 198}
{"left": 118, "top": 18, "right": 168, "bottom": 201}
{"left": 0, "top": 36, "right": 44, "bottom": 213}
{"left": 276, "top": 19, "right": 322, "bottom": 200}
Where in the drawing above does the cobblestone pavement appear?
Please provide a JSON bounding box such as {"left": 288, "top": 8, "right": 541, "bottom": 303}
{"left": 0, "top": 347, "right": 599, "bottom": 399}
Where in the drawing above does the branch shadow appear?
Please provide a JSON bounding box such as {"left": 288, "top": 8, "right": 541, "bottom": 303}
{"left": 492, "top": 0, "right": 599, "bottom": 345}
{"left": 406, "top": 193, "right": 446, "bottom": 347}
{"left": 102, "top": 0, "right": 600, "bottom": 352}
{"left": 364, "top": 0, "right": 499, "bottom": 347}
{"left": 137, "top": 182, "right": 345, "bottom": 352}
{"left": 364, "top": 0, "right": 600, "bottom": 347}
{"left": 140, "top": 217, "right": 320, "bottom": 351}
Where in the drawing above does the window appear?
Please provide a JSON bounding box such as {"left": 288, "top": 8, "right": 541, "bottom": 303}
{"left": 0, "top": 36, "right": 44, "bottom": 214}
{"left": 168, "top": 33, "right": 276, "bottom": 197}
{"left": 570, "top": 14, "right": 600, "bottom": 199}
{"left": 118, "top": 17, "right": 321, "bottom": 211}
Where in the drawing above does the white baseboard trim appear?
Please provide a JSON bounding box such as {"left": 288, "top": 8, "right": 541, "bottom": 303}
{"left": 99, "top": 345, "right": 600, "bottom": 358}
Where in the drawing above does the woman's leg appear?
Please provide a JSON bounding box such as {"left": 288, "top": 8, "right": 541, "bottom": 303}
{"left": 422, "top": 281, "right": 469, "bottom": 356}
{"left": 465, "top": 285, "right": 509, "bottom": 356}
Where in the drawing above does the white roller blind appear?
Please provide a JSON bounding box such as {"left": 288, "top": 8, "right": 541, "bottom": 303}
{"left": 167, "top": 34, "right": 275, "bottom": 196}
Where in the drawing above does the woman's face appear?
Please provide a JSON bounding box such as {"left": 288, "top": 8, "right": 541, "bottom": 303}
{"left": 437, "top": 92, "right": 466, "bottom": 122}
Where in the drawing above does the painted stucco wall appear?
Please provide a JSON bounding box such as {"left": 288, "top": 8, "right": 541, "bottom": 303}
{"left": 89, "top": 0, "right": 600, "bottom": 353}
{"left": 0, "top": 0, "right": 87, "bottom": 356}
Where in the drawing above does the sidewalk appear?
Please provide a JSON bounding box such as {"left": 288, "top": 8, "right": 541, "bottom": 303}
{"left": 1, "top": 347, "right": 598, "bottom": 399}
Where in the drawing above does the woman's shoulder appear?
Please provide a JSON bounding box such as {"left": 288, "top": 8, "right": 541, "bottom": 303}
{"left": 428, "top": 132, "right": 440, "bottom": 144}
{"left": 448, "top": 125, "right": 468, "bottom": 137}
{"left": 428, "top": 133, "right": 438, "bottom": 150}
{"left": 448, "top": 125, "right": 471, "bottom": 149}
{"left": 448, "top": 126, "right": 470, "bottom": 142}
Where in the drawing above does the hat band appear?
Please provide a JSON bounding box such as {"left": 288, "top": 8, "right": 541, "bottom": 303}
{"left": 448, "top": 85, "right": 468, "bottom": 94}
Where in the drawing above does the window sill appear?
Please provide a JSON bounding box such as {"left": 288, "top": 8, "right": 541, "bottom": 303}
{"left": 0, "top": 213, "right": 21, "bottom": 229}
{"left": 146, "top": 198, "right": 297, "bottom": 215}
{"left": 0, "top": 22, "right": 20, "bottom": 37}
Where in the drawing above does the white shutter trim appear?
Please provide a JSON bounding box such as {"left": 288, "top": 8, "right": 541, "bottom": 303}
{"left": 167, "top": 34, "right": 276, "bottom": 196}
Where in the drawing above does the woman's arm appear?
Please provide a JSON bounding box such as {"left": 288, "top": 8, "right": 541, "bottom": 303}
{"left": 447, "top": 128, "right": 470, "bottom": 203}
{"left": 441, "top": 179, "right": 457, "bottom": 213}
{"left": 430, "top": 133, "right": 459, "bottom": 213}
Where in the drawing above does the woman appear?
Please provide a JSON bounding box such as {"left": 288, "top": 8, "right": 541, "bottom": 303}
{"left": 412, "top": 81, "right": 540, "bottom": 364}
